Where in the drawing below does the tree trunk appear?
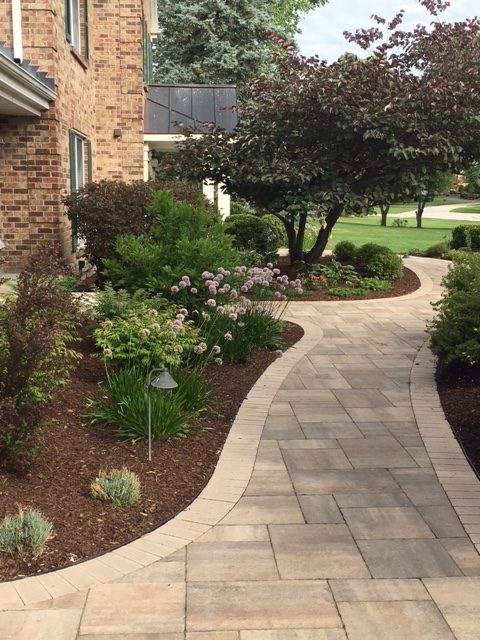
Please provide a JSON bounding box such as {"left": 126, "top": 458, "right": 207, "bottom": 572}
{"left": 294, "top": 212, "right": 307, "bottom": 263}
{"left": 304, "top": 204, "right": 344, "bottom": 263}
{"left": 416, "top": 201, "right": 426, "bottom": 228}
{"left": 380, "top": 203, "right": 390, "bottom": 227}
{"left": 283, "top": 216, "right": 301, "bottom": 265}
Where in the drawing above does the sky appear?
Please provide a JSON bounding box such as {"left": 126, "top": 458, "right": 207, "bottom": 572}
{"left": 297, "top": 0, "right": 477, "bottom": 61}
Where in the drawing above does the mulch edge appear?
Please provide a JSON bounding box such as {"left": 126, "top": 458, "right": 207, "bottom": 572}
{"left": 1, "top": 316, "right": 322, "bottom": 604}
{"left": 410, "top": 340, "right": 480, "bottom": 554}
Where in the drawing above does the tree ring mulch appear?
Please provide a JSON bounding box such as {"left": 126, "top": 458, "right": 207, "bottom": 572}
{"left": 0, "top": 322, "right": 304, "bottom": 582}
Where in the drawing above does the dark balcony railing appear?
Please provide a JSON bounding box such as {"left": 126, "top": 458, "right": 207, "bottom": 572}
{"left": 145, "top": 84, "right": 237, "bottom": 135}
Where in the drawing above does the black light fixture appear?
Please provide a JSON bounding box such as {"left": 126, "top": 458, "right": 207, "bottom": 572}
{"left": 147, "top": 367, "right": 178, "bottom": 461}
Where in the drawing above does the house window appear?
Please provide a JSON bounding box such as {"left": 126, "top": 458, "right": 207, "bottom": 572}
{"left": 69, "top": 130, "right": 92, "bottom": 250}
{"left": 65, "top": 0, "right": 89, "bottom": 60}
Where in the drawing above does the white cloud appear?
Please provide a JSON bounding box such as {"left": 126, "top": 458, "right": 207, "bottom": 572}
{"left": 297, "top": 0, "right": 478, "bottom": 60}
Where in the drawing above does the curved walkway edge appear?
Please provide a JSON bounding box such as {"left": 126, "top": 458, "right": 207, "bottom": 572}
{"left": 2, "top": 257, "right": 480, "bottom": 640}
{"left": 0, "top": 319, "right": 322, "bottom": 608}
{"left": 411, "top": 341, "right": 480, "bottom": 554}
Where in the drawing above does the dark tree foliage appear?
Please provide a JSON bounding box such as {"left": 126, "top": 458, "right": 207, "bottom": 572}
{"left": 171, "top": 3, "right": 480, "bottom": 263}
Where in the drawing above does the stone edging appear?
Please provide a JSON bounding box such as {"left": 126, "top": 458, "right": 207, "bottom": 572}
{"left": 0, "top": 318, "right": 321, "bottom": 608}
{"left": 411, "top": 341, "right": 480, "bottom": 554}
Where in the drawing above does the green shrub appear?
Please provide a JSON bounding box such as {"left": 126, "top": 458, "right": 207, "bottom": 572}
{"left": 95, "top": 285, "right": 168, "bottom": 322}
{"left": 64, "top": 179, "right": 215, "bottom": 272}
{"left": 102, "top": 190, "right": 239, "bottom": 295}
{"left": 333, "top": 241, "right": 357, "bottom": 262}
{"left": 428, "top": 253, "right": 480, "bottom": 367}
{"left": 0, "top": 251, "right": 81, "bottom": 474}
{"left": 391, "top": 218, "right": 409, "bottom": 227}
{"left": 224, "top": 213, "right": 280, "bottom": 260}
{"left": 360, "top": 278, "right": 392, "bottom": 291}
{"left": 263, "top": 214, "right": 288, "bottom": 246}
{"left": 356, "top": 243, "right": 403, "bottom": 280}
{"left": 0, "top": 507, "right": 52, "bottom": 556}
{"left": 230, "top": 200, "right": 258, "bottom": 216}
{"left": 451, "top": 224, "right": 480, "bottom": 250}
{"left": 86, "top": 366, "right": 211, "bottom": 440}
{"left": 423, "top": 242, "right": 449, "bottom": 258}
{"left": 90, "top": 468, "right": 141, "bottom": 507}
{"left": 94, "top": 305, "right": 200, "bottom": 369}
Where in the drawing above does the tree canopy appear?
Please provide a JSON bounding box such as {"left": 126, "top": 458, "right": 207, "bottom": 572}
{"left": 171, "top": 3, "right": 480, "bottom": 263}
{"left": 152, "top": 0, "right": 328, "bottom": 89}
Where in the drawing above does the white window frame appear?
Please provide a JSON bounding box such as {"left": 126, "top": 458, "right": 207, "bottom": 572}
{"left": 69, "top": 0, "right": 81, "bottom": 52}
{"left": 72, "top": 132, "right": 85, "bottom": 190}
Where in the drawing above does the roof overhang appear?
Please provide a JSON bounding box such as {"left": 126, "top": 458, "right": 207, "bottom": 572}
{"left": 0, "top": 52, "right": 56, "bottom": 116}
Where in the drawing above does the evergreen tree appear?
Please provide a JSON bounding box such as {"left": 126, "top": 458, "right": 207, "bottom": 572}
{"left": 152, "top": 0, "right": 327, "bottom": 89}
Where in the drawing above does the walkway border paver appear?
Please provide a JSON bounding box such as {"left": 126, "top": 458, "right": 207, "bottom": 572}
{"left": 0, "top": 316, "right": 321, "bottom": 608}
{"left": 3, "top": 257, "right": 476, "bottom": 611}
{"left": 411, "top": 341, "right": 480, "bottom": 554}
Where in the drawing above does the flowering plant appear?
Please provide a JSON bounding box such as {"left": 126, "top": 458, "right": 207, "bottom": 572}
{"left": 94, "top": 305, "right": 200, "bottom": 368}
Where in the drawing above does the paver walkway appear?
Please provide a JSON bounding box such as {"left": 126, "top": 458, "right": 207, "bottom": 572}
{"left": 2, "top": 257, "right": 480, "bottom": 639}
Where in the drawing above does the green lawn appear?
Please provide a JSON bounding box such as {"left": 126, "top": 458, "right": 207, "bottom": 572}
{"left": 317, "top": 216, "right": 480, "bottom": 254}
{"left": 450, "top": 205, "right": 480, "bottom": 214}
{"left": 374, "top": 197, "right": 465, "bottom": 215}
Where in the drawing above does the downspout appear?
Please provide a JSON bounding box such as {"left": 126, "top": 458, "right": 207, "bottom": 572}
{"left": 11, "top": 0, "right": 23, "bottom": 63}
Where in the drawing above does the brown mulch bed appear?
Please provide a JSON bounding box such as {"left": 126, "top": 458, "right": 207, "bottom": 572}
{"left": 437, "top": 364, "right": 480, "bottom": 478}
{"left": 0, "top": 323, "right": 304, "bottom": 582}
{"left": 275, "top": 257, "right": 420, "bottom": 301}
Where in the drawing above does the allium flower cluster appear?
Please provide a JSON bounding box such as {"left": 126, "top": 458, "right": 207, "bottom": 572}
{"left": 139, "top": 328, "right": 151, "bottom": 338}
{"left": 193, "top": 342, "right": 208, "bottom": 354}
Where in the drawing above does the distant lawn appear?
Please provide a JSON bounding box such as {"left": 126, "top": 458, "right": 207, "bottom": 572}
{"left": 374, "top": 197, "right": 465, "bottom": 215}
{"left": 450, "top": 205, "right": 480, "bottom": 214}
{"left": 313, "top": 216, "right": 480, "bottom": 254}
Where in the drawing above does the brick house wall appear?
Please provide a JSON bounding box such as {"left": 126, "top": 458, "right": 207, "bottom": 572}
{"left": 0, "top": 0, "right": 149, "bottom": 270}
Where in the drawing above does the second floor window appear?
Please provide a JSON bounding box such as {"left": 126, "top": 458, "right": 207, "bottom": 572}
{"left": 65, "top": 0, "right": 89, "bottom": 60}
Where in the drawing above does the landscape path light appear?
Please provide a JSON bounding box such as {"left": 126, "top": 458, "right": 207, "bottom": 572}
{"left": 147, "top": 367, "right": 178, "bottom": 461}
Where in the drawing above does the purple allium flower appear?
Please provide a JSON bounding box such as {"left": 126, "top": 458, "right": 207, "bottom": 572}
{"left": 202, "top": 271, "right": 214, "bottom": 280}
{"left": 214, "top": 357, "right": 223, "bottom": 365}
{"left": 208, "top": 284, "right": 217, "bottom": 295}
{"left": 104, "top": 319, "right": 113, "bottom": 327}
{"left": 152, "top": 323, "right": 161, "bottom": 330}
{"left": 181, "top": 275, "right": 191, "bottom": 285}
{"left": 229, "top": 312, "right": 238, "bottom": 321}
{"left": 102, "top": 348, "right": 113, "bottom": 357}
{"left": 273, "top": 268, "right": 280, "bottom": 275}
{"left": 176, "top": 313, "right": 185, "bottom": 321}
{"left": 241, "top": 285, "right": 248, "bottom": 293}
{"left": 180, "top": 308, "right": 188, "bottom": 316}
{"left": 216, "top": 273, "right": 224, "bottom": 281}
{"left": 217, "top": 305, "right": 225, "bottom": 313}
{"left": 139, "top": 328, "right": 151, "bottom": 338}
{"left": 238, "top": 307, "right": 247, "bottom": 315}
{"left": 274, "top": 291, "right": 282, "bottom": 298}
{"left": 224, "top": 270, "right": 231, "bottom": 277}
{"left": 190, "top": 287, "right": 198, "bottom": 294}
{"left": 230, "top": 289, "right": 238, "bottom": 299}
{"left": 281, "top": 294, "right": 287, "bottom": 301}
{"left": 238, "top": 321, "right": 245, "bottom": 328}
{"left": 179, "top": 281, "right": 187, "bottom": 289}
{"left": 206, "top": 298, "right": 217, "bottom": 307}
{"left": 212, "top": 345, "right": 221, "bottom": 355}
{"left": 224, "top": 332, "right": 233, "bottom": 341}
{"left": 174, "top": 344, "right": 183, "bottom": 354}
{"left": 148, "top": 308, "right": 158, "bottom": 317}
{"left": 275, "top": 349, "right": 283, "bottom": 357}
{"left": 171, "top": 285, "right": 179, "bottom": 294}
{"left": 223, "top": 283, "right": 231, "bottom": 292}
{"left": 267, "top": 262, "right": 274, "bottom": 269}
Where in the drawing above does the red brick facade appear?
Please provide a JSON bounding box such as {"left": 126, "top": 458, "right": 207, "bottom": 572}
{"left": 0, "top": 0, "right": 151, "bottom": 269}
